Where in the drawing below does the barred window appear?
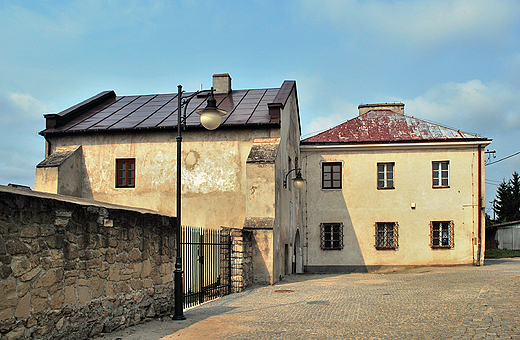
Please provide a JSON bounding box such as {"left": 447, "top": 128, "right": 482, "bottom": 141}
{"left": 430, "top": 221, "right": 454, "bottom": 248}
{"left": 375, "top": 222, "right": 398, "bottom": 250}
{"left": 322, "top": 162, "right": 342, "bottom": 189}
{"left": 432, "top": 161, "right": 449, "bottom": 187}
{"left": 320, "top": 223, "right": 344, "bottom": 250}
{"left": 116, "top": 159, "right": 135, "bottom": 188}
{"left": 377, "top": 163, "right": 394, "bottom": 189}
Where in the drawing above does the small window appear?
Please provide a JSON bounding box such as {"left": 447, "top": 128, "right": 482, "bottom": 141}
{"left": 322, "top": 162, "right": 342, "bottom": 189}
{"left": 430, "top": 221, "right": 454, "bottom": 248}
{"left": 320, "top": 223, "right": 343, "bottom": 250}
{"left": 116, "top": 159, "right": 135, "bottom": 188}
{"left": 377, "top": 163, "right": 394, "bottom": 189}
{"left": 375, "top": 222, "right": 398, "bottom": 250}
{"left": 432, "top": 161, "right": 449, "bottom": 188}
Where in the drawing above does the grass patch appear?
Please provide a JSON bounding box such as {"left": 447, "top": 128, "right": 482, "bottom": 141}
{"left": 485, "top": 248, "right": 520, "bottom": 259}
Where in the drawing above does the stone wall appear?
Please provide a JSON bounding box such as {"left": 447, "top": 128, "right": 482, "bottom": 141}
{"left": 222, "top": 228, "right": 253, "bottom": 292}
{"left": 0, "top": 186, "right": 176, "bottom": 340}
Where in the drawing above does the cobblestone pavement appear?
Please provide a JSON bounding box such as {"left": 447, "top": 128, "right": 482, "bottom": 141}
{"left": 100, "top": 258, "right": 520, "bottom": 340}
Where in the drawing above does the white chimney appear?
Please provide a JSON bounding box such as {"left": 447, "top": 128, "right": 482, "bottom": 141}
{"left": 212, "top": 74, "right": 232, "bottom": 94}
{"left": 358, "top": 103, "right": 404, "bottom": 116}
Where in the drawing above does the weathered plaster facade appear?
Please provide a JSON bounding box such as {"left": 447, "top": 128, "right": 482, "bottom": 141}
{"left": 35, "top": 75, "right": 302, "bottom": 285}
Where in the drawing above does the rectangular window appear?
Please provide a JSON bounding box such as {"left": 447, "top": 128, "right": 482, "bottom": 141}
{"left": 430, "top": 221, "right": 454, "bottom": 248}
{"left": 320, "top": 223, "right": 343, "bottom": 250}
{"left": 375, "top": 222, "right": 398, "bottom": 250}
{"left": 377, "top": 163, "right": 394, "bottom": 189}
{"left": 116, "top": 159, "right": 135, "bottom": 188}
{"left": 432, "top": 161, "right": 449, "bottom": 187}
{"left": 322, "top": 162, "right": 342, "bottom": 189}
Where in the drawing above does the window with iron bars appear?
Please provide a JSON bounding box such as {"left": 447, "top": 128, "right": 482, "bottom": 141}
{"left": 430, "top": 221, "right": 454, "bottom": 248}
{"left": 320, "top": 223, "right": 344, "bottom": 250}
{"left": 375, "top": 222, "right": 398, "bottom": 250}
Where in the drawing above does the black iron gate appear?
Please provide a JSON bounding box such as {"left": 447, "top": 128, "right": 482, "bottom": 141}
{"left": 181, "top": 226, "right": 232, "bottom": 308}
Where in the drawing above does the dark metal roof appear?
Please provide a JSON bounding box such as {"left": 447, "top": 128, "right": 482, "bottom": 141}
{"left": 302, "top": 110, "right": 490, "bottom": 144}
{"left": 41, "top": 81, "right": 296, "bottom": 136}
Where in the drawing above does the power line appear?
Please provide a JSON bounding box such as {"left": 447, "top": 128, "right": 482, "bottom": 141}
{"left": 486, "top": 150, "right": 520, "bottom": 166}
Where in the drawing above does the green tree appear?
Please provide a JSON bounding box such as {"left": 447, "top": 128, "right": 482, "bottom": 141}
{"left": 495, "top": 171, "right": 520, "bottom": 223}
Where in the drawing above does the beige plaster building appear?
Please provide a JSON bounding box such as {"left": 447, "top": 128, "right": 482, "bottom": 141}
{"left": 34, "top": 74, "right": 303, "bottom": 284}
{"left": 300, "top": 103, "right": 491, "bottom": 272}
{"left": 34, "top": 78, "right": 492, "bottom": 282}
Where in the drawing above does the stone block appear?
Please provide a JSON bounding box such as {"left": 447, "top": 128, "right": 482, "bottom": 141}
{"left": 108, "top": 266, "right": 120, "bottom": 281}
{"left": 108, "top": 239, "right": 118, "bottom": 248}
{"left": 128, "top": 249, "right": 141, "bottom": 262}
{"left": 106, "top": 248, "right": 116, "bottom": 264}
{"left": 0, "top": 264, "right": 12, "bottom": 279}
{"left": 141, "top": 260, "right": 152, "bottom": 278}
{"left": 20, "top": 226, "right": 40, "bottom": 238}
{"left": 55, "top": 317, "right": 65, "bottom": 331}
{"left": 116, "top": 253, "right": 128, "bottom": 263}
{"left": 77, "top": 286, "right": 90, "bottom": 304}
{"left": 90, "top": 277, "right": 105, "bottom": 299}
{"left": 31, "top": 288, "right": 48, "bottom": 298}
{"left": 32, "top": 296, "right": 48, "bottom": 315}
{"left": 104, "top": 282, "right": 115, "bottom": 299}
{"left": 143, "top": 278, "right": 152, "bottom": 288}
{"left": 0, "top": 279, "right": 16, "bottom": 302}
{"left": 64, "top": 286, "right": 77, "bottom": 305}
{"left": 130, "top": 279, "right": 143, "bottom": 290}
{"left": 6, "top": 239, "right": 29, "bottom": 255}
{"left": 50, "top": 292, "right": 64, "bottom": 309}
{"left": 48, "top": 282, "right": 61, "bottom": 295}
{"left": 5, "top": 326, "right": 25, "bottom": 340}
{"left": 63, "top": 242, "right": 79, "bottom": 260}
{"left": 17, "top": 282, "right": 31, "bottom": 298}
{"left": 116, "top": 282, "right": 131, "bottom": 294}
{"left": 35, "top": 268, "right": 63, "bottom": 288}
{"left": 0, "top": 307, "right": 14, "bottom": 321}
{"left": 78, "top": 278, "right": 90, "bottom": 286}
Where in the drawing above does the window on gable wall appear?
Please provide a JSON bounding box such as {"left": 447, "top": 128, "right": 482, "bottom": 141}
{"left": 116, "top": 159, "right": 135, "bottom": 188}
{"left": 432, "top": 161, "right": 449, "bottom": 187}
{"left": 375, "top": 222, "right": 398, "bottom": 250}
{"left": 377, "top": 163, "right": 394, "bottom": 189}
{"left": 322, "top": 162, "right": 342, "bottom": 189}
{"left": 320, "top": 223, "right": 343, "bottom": 250}
{"left": 431, "top": 221, "right": 454, "bottom": 248}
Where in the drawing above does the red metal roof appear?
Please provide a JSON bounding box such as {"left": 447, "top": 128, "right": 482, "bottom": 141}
{"left": 302, "top": 110, "right": 489, "bottom": 144}
{"left": 41, "top": 81, "right": 296, "bottom": 136}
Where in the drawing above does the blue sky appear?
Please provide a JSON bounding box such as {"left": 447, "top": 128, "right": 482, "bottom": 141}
{"left": 1, "top": 0, "right": 519, "bottom": 215}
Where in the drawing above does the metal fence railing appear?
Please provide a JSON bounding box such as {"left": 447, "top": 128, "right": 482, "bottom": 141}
{"left": 181, "top": 226, "right": 232, "bottom": 308}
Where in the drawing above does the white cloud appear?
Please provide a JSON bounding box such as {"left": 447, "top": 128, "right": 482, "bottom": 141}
{"left": 396, "top": 79, "right": 520, "bottom": 136}
{"left": 298, "top": 0, "right": 520, "bottom": 49}
{"left": 0, "top": 93, "right": 50, "bottom": 124}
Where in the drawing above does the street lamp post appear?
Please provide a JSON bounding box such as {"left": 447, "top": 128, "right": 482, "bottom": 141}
{"left": 173, "top": 85, "right": 227, "bottom": 320}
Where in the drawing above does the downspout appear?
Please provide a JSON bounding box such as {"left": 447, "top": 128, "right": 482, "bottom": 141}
{"left": 477, "top": 144, "right": 482, "bottom": 266}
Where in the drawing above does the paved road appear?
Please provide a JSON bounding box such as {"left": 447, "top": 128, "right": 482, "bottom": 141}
{"left": 98, "top": 258, "right": 520, "bottom": 339}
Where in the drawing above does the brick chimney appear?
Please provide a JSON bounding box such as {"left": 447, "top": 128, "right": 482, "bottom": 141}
{"left": 358, "top": 103, "right": 404, "bottom": 116}
{"left": 212, "top": 74, "right": 232, "bottom": 94}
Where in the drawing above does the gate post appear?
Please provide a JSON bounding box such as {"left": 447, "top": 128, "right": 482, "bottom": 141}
{"left": 198, "top": 229, "right": 204, "bottom": 304}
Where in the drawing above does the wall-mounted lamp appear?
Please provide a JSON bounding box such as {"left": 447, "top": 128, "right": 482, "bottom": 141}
{"left": 284, "top": 168, "right": 306, "bottom": 190}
